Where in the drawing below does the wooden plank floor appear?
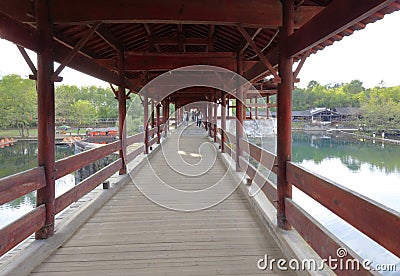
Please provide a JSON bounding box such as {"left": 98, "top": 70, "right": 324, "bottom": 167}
{"left": 32, "top": 124, "right": 294, "bottom": 275}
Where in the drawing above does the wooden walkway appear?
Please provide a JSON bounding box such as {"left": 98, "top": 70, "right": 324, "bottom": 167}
{"left": 32, "top": 124, "right": 293, "bottom": 275}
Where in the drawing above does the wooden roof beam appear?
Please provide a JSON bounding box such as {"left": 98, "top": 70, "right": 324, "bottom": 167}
{"left": 1, "top": 0, "right": 323, "bottom": 28}
{"left": 0, "top": 9, "right": 132, "bottom": 88}
{"left": 150, "top": 37, "right": 214, "bottom": 46}
{"left": 96, "top": 52, "right": 257, "bottom": 72}
{"left": 54, "top": 22, "right": 101, "bottom": 76}
{"left": 236, "top": 24, "right": 280, "bottom": 81}
{"left": 285, "top": 0, "right": 397, "bottom": 58}
{"left": 0, "top": 11, "right": 39, "bottom": 52}
{"left": 143, "top": 23, "right": 161, "bottom": 52}
{"left": 206, "top": 25, "right": 215, "bottom": 52}
{"left": 95, "top": 24, "right": 124, "bottom": 52}
{"left": 239, "top": 28, "right": 262, "bottom": 54}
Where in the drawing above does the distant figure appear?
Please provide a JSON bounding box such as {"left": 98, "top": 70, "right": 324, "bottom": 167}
{"left": 183, "top": 111, "right": 188, "bottom": 126}
{"left": 382, "top": 131, "right": 385, "bottom": 139}
{"left": 196, "top": 111, "right": 202, "bottom": 127}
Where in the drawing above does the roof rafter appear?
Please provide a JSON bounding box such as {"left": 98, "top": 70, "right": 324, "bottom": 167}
{"left": 1, "top": 0, "right": 323, "bottom": 28}
{"left": 95, "top": 24, "right": 124, "bottom": 52}
{"left": 285, "top": 0, "right": 397, "bottom": 57}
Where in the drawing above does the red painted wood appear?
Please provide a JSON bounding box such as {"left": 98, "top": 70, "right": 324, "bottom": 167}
{"left": 35, "top": 0, "right": 56, "bottom": 239}
{"left": 124, "top": 53, "right": 237, "bottom": 72}
{"left": 235, "top": 55, "right": 244, "bottom": 172}
{"left": 117, "top": 51, "right": 127, "bottom": 175}
{"left": 0, "top": 167, "right": 45, "bottom": 205}
{"left": 148, "top": 137, "right": 158, "bottom": 147}
{"left": 239, "top": 138, "right": 277, "bottom": 174}
{"left": 0, "top": 11, "right": 39, "bottom": 52}
{"left": 126, "top": 132, "right": 143, "bottom": 146}
{"left": 0, "top": 205, "right": 45, "bottom": 256}
{"left": 46, "top": 0, "right": 283, "bottom": 26}
{"left": 221, "top": 92, "right": 227, "bottom": 153}
{"left": 287, "top": 162, "right": 400, "bottom": 258}
{"left": 156, "top": 104, "right": 161, "bottom": 144}
{"left": 126, "top": 145, "right": 145, "bottom": 163}
{"left": 239, "top": 157, "right": 277, "bottom": 208}
{"left": 286, "top": 199, "right": 373, "bottom": 275}
{"left": 55, "top": 159, "right": 122, "bottom": 214}
{"left": 276, "top": 0, "right": 294, "bottom": 230}
{"left": 55, "top": 140, "right": 121, "bottom": 179}
{"left": 286, "top": 0, "right": 396, "bottom": 58}
{"left": 144, "top": 94, "right": 149, "bottom": 154}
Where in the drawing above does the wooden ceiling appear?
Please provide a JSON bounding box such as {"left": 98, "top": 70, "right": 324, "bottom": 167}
{"left": 0, "top": 0, "right": 399, "bottom": 94}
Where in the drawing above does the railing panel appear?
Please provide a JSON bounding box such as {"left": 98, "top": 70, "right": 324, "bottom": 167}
{"left": 287, "top": 162, "right": 400, "bottom": 258}
{"left": 0, "top": 205, "right": 45, "bottom": 256}
{"left": 223, "top": 142, "right": 236, "bottom": 161}
{"left": 148, "top": 127, "right": 157, "bottom": 136}
{"left": 126, "top": 132, "right": 143, "bottom": 146}
{"left": 285, "top": 198, "right": 372, "bottom": 275}
{"left": 55, "top": 140, "right": 121, "bottom": 179}
{"left": 239, "top": 157, "right": 277, "bottom": 207}
{"left": 148, "top": 137, "right": 157, "bottom": 147}
{"left": 55, "top": 159, "right": 123, "bottom": 214}
{"left": 0, "top": 167, "right": 45, "bottom": 205}
{"left": 240, "top": 138, "right": 277, "bottom": 174}
{"left": 126, "top": 145, "right": 145, "bottom": 163}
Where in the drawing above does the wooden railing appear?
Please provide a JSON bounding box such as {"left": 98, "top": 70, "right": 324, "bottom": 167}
{"left": 210, "top": 128, "right": 400, "bottom": 267}
{"left": 0, "top": 121, "right": 168, "bottom": 257}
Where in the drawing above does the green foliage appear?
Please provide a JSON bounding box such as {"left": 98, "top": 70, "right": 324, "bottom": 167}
{"left": 294, "top": 80, "right": 400, "bottom": 132}
{"left": 359, "top": 86, "right": 400, "bottom": 132}
{"left": 70, "top": 100, "right": 97, "bottom": 126}
{"left": 0, "top": 75, "right": 37, "bottom": 137}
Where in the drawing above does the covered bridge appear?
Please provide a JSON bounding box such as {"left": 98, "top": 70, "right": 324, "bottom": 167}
{"left": 0, "top": 1, "right": 399, "bottom": 275}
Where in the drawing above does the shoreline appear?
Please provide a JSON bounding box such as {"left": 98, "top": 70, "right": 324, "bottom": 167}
{"left": 338, "top": 130, "right": 400, "bottom": 145}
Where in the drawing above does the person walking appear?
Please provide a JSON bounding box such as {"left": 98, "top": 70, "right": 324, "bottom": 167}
{"left": 196, "top": 111, "right": 202, "bottom": 127}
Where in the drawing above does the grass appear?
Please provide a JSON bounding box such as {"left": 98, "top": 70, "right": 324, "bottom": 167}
{"left": 0, "top": 128, "right": 38, "bottom": 138}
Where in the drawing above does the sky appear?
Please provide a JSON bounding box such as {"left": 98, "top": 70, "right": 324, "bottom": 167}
{"left": 0, "top": 11, "right": 399, "bottom": 89}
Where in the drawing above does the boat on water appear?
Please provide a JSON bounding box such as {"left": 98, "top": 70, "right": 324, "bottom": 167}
{"left": 0, "top": 138, "right": 16, "bottom": 148}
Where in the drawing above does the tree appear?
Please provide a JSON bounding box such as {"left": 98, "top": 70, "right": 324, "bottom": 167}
{"left": 0, "top": 75, "right": 37, "bottom": 137}
{"left": 70, "top": 100, "right": 97, "bottom": 127}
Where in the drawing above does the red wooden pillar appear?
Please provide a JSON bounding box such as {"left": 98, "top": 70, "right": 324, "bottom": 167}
{"left": 277, "top": 0, "right": 294, "bottom": 230}
{"left": 208, "top": 101, "right": 212, "bottom": 137}
{"left": 35, "top": 0, "right": 56, "bottom": 239}
{"left": 156, "top": 103, "right": 161, "bottom": 144}
{"left": 235, "top": 55, "right": 244, "bottom": 172}
{"left": 213, "top": 95, "right": 217, "bottom": 143}
{"left": 221, "top": 92, "right": 227, "bottom": 152}
{"left": 266, "top": 95, "right": 270, "bottom": 119}
{"left": 151, "top": 99, "right": 155, "bottom": 130}
{"left": 144, "top": 94, "right": 149, "bottom": 154}
{"left": 163, "top": 99, "right": 169, "bottom": 136}
{"left": 117, "top": 51, "right": 127, "bottom": 174}
{"left": 204, "top": 104, "right": 208, "bottom": 131}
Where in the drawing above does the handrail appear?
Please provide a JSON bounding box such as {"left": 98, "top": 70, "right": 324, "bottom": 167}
{"left": 55, "top": 159, "right": 123, "bottom": 214}
{"left": 287, "top": 162, "right": 400, "bottom": 258}
{"left": 238, "top": 157, "right": 277, "bottom": 207}
{"left": 126, "top": 145, "right": 145, "bottom": 163}
{"left": 148, "top": 136, "right": 157, "bottom": 147}
{"left": 54, "top": 140, "right": 121, "bottom": 179}
{"left": 285, "top": 198, "right": 372, "bottom": 274}
{"left": 239, "top": 138, "right": 277, "bottom": 174}
{"left": 126, "top": 132, "right": 143, "bottom": 145}
{"left": 0, "top": 205, "right": 46, "bottom": 256}
{"left": 0, "top": 166, "right": 45, "bottom": 205}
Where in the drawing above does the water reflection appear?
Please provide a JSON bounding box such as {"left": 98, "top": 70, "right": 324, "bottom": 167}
{"left": 291, "top": 132, "right": 400, "bottom": 274}
{"left": 0, "top": 141, "right": 76, "bottom": 228}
